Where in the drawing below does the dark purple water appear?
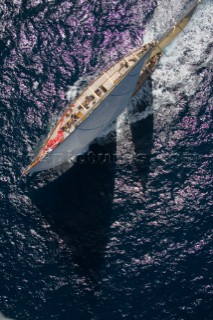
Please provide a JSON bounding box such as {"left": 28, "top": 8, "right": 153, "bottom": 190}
{"left": 0, "top": 0, "right": 212, "bottom": 319}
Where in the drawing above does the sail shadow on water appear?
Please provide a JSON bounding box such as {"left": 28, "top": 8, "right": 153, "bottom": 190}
{"left": 30, "top": 134, "right": 116, "bottom": 272}
{"left": 128, "top": 77, "right": 154, "bottom": 191}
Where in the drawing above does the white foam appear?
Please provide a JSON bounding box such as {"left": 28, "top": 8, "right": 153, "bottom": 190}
{"left": 121, "top": 1, "right": 212, "bottom": 131}
{"left": 64, "top": 0, "right": 212, "bottom": 146}
{"left": 65, "top": 76, "right": 88, "bottom": 102}
{"left": 127, "top": 0, "right": 212, "bottom": 126}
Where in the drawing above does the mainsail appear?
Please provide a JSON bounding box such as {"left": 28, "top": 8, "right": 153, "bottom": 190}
{"left": 23, "top": 0, "right": 202, "bottom": 174}
{"left": 27, "top": 46, "right": 153, "bottom": 172}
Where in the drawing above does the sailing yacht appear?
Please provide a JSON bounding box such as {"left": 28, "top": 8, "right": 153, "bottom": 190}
{"left": 23, "top": 1, "right": 202, "bottom": 174}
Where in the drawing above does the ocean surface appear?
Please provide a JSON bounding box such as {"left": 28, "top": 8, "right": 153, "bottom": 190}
{"left": 0, "top": 0, "right": 212, "bottom": 319}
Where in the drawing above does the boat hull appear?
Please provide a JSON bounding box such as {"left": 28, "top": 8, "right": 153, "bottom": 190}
{"left": 26, "top": 1, "right": 202, "bottom": 174}
{"left": 30, "top": 50, "right": 151, "bottom": 172}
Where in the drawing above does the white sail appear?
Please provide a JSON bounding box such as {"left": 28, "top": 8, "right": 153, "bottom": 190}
{"left": 30, "top": 47, "right": 153, "bottom": 172}
{"left": 24, "top": 0, "right": 202, "bottom": 174}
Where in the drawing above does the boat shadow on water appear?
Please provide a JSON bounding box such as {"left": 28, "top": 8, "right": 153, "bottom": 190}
{"left": 128, "top": 77, "right": 154, "bottom": 191}
{"left": 30, "top": 136, "right": 116, "bottom": 271}
{"left": 29, "top": 78, "right": 153, "bottom": 272}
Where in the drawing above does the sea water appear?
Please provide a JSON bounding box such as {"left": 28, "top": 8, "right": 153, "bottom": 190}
{"left": 0, "top": 0, "right": 212, "bottom": 319}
